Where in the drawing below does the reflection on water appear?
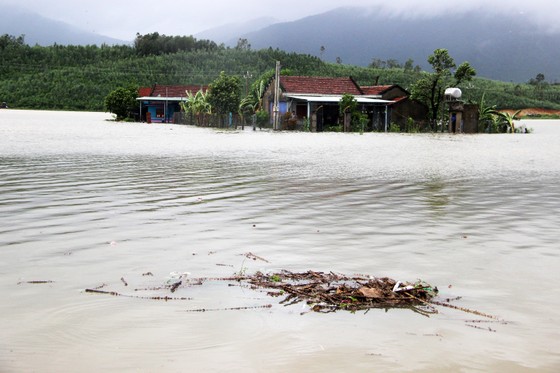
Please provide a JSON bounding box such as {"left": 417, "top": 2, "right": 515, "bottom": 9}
{"left": 1, "top": 110, "right": 559, "bottom": 372}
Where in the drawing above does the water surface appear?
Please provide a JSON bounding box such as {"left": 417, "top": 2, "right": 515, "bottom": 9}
{"left": 1, "top": 110, "right": 559, "bottom": 372}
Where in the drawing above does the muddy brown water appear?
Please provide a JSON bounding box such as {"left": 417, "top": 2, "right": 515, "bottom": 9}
{"left": 1, "top": 110, "right": 559, "bottom": 372}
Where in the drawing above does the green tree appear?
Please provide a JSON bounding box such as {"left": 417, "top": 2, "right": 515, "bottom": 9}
{"left": 339, "top": 93, "right": 357, "bottom": 115}
{"left": 454, "top": 62, "right": 476, "bottom": 85}
{"left": 403, "top": 58, "right": 414, "bottom": 72}
{"left": 529, "top": 73, "right": 548, "bottom": 99}
{"left": 410, "top": 48, "right": 476, "bottom": 131}
{"left": 235, "top": 38, "right": 251, "bottom": 51}
{"left": 104, "top": 87, "right": 138, "bottom": 121}
{"left": 339, "top": 93, "right": 368, "bottom": 132}
{"left": 0, "top": 34, "right": 25, "bottom": 50}
{"left": 207, "top": 71, "right": 242, "bottom": 121}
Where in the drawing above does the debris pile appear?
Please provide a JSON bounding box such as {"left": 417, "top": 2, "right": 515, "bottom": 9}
{"left": 84, "top": 269, "right": 439, "bottom": 314}
{"left": 246, "top": 270, "right": 438, "bottom": 313}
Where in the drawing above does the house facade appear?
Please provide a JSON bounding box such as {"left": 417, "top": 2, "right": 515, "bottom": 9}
{"left": 137, "top": 84, "right": 207, "bottom": 123}
{"left": 263, "top": 76, "right": 424, "bottom": 132}
{"left": 361, "top": 85, "right": 429, "bottom": 130}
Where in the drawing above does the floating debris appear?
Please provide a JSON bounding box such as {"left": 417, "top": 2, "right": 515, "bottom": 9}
{"left": 84, "top": 288, "right": 192, "bottom": 301}
{"left": 83, "top": 269, "right": 505, "bottom": 329}
{"left": 17, "top": 280, "right": 54, "bottom": 285}
{"left": 184, "top": 304, "right": 272, "bottom": 313}
{"left": 242, "top": 252, "right": 269, "bottom": 263}
{"left": 244, "top": 270, "right": 439, "bottom": 313}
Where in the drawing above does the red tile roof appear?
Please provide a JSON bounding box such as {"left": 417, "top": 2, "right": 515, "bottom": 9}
{"left": 138, "top": 87, "right": 152, "bottom": 97}
{"left": 390, "top": 96, "right": 408, "bottom": 104}
{"left": 151, "top": 84, "right": 208, "bottom": 97}
{"left": 280, "top": 76, "right": 362, "bottom": 95}
{"left": 360, "top": 85, "right": 394, "bottom": 95}
{"left": 139, "top": 84, "right": 208, "bottom": 98}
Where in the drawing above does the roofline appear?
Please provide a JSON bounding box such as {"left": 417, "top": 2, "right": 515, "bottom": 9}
{"left": 361, "top": 84, "right": 411, "bottom": 96}
{"left": 285, "top": 94, "right": 394, "bottom": 104}
{"left": 136, "top": 96, "right": 187, "bottom": 101}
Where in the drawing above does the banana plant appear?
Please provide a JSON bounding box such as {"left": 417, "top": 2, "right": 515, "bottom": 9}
{"left": 497, "top": 109, "right": 522, "bottom": 133}
{"left": 478, "top": 92, "right": 497, "bottom": 132}
{"left": 181, "top": 89, "right": 211, "bottom": 126}
{"left": 239, "top": 79, "right": 266, "bottom": 114}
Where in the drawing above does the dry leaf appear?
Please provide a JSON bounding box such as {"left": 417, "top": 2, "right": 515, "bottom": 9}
{"left": 358, "top": 287, "right": 383, "bottom": 298}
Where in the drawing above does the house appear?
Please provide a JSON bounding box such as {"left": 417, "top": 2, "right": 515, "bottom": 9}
{"left": 137, "top": 84, "right": 207, "bottom": 123}
{"left": 263, "top": 76, "right": 405, "bottom": 132}
{"left": 361, "top": 85, "right": 429, "bottom": 130}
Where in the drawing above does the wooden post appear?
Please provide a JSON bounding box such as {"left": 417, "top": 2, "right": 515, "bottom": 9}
{"left": 311, "top": 113, "right": 317, "bottom": 132}
{"left": 344, "top": 112, "right": 351, "bottom": 132}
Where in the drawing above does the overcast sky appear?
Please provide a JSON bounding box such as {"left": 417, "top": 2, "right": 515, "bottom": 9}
{"left": 3, "top": 0, "right": 559, "bottom": 40}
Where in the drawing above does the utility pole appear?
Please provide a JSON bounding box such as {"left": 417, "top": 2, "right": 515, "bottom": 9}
{"left": 243, "top": 71, "right": 252, "bottom": 96}
{"left": 273, "top": 61, "right": 281, "bottom": 130}
{"left": 242, "top": 71, "right": 252, "bottom": 131}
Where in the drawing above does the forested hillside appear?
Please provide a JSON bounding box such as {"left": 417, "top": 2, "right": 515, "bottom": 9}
{"left": 1, "top": 33, "right": 560, "bottom": 112}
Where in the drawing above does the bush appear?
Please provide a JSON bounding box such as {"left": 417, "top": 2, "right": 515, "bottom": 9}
{"left": 104, "top": 87, "right": 137, "bottom": 121}
{"left": 389, "top": 123, "right": 401, "bottom": 132}
{"left": 256, "top": 110, "right": 269, "bottom": 129}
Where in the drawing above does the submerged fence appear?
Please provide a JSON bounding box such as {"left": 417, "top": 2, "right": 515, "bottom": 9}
{"left": 173, "top": 112, "right": 273, "bottom": 129}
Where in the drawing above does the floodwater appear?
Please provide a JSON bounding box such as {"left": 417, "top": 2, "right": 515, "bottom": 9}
{"left": 1, "top": 110, "right": 559, "bottom": 372}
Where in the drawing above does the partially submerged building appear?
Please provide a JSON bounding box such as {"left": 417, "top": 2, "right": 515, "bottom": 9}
{"left": 361, "top": 85, "right": 429, "bottom": 131}
{"left": 445, "top": 88, "right": 479, "bottom": 134}
{"left": 137, "top": 78, "right": 428, "bottom": 131}
{"left": 137, "top": 84, "right": 207, "bottom": 123}
{"left": 263, "top": 76, "right": 427, "bottom": 132}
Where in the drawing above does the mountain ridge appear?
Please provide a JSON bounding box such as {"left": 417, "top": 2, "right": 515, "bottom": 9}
{"left": 3, "top": 5, "right": 560, "bottom": 83}
{"left": 227, "top": 7, "right": 560, "bottom": 83}
{"left": 0, "top": 5, "right": 128, "bottom": 46}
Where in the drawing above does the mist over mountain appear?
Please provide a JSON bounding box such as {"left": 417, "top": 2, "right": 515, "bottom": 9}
{"left": 195, "top": 17, "right": 278, "bottom": 45}
{"left": 0, "top": 5, "right": 128, "bottom": 46}
{"left": 230, "top": 7, "right": 560, "bottom": 83}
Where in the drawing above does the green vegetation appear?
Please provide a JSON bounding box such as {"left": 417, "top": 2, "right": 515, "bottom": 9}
{"left": 1, "top": 33, "right": 560, "bottom": 116}
{"left": 478, "top": 93, "right": 527, "bottom": 133}
{"left": 339, "top": 93, "right": 368, "bottom": 133}
{"left": 410, "top": 48, "right": 476, "bottom": 130}
{"left": 179, "top": 89, "right": 212, "bottom": 126}
{"left": 207, "top": 71, "right": 242, "bottom": 118}
{"left": 104, "top": 86, "right": 137, "bottom": 120}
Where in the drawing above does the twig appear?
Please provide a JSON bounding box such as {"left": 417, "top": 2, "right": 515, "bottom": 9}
{"left": 85, "top": 288, "right": 192, "bottom": 301}
{"left": 430, "top": 300, "right": 501, "bottom": 320}
{"left": 243, "top": 252, "right": 269, "bottom": 263}
{"left": 184, "top": 304, "right": 272, "bottom": 312}
{"left": 17, "top": 280, "right": 54, "bottom": 285}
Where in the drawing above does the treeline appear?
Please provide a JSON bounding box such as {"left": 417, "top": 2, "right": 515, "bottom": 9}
{"left": 1, "top": 33, "right": 560, "bottom": 112}
{"left": 134, "top": 32, "right": 219, "bottom": 56}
